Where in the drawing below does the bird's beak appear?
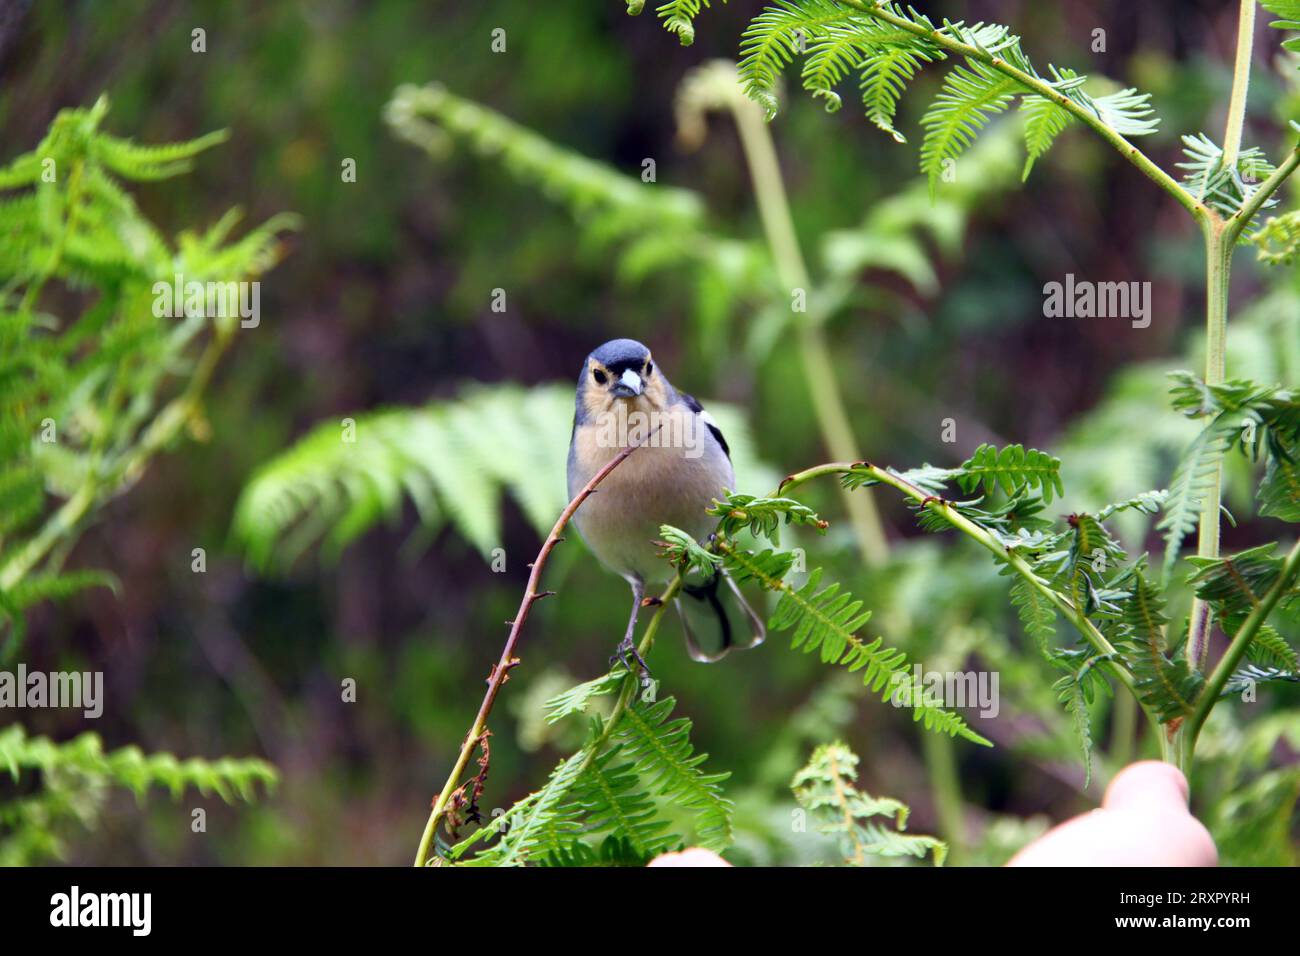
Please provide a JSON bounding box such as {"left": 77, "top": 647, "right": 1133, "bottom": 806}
{"left": 611, "top": 369, "right": 643, "bottom": 398}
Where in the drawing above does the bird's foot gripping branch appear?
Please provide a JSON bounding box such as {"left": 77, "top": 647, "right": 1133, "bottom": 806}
{"left": 418, "top": 373, "right": 1300, "bottom": 866}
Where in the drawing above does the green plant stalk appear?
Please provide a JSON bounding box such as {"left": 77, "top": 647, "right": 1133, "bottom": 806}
{"left": 1221, "top": 0, "right": 1256, "bottom": 171}
{"left": 1108, "top": 688, "right": 1138, "bottom": 769}
{"left": 920, "top": 726, "right": 965, "bottom": 863}
{"left": 1186, "top": 224, "right": 1234, "bottom": 670}
{"left": 1182, "top": 537, "right": 1300, "bottom": 764}
{"left": 728, "top": 90, "right": 890, "bottom": 567}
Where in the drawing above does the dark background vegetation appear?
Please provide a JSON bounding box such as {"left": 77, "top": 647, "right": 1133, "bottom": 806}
{"left": 1, "top": 0, "right": 1295, "bottom": 863}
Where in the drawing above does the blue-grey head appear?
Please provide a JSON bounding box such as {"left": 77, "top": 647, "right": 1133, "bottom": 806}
{"left": 576, "top": 338, "right": 670, "bottom": 422}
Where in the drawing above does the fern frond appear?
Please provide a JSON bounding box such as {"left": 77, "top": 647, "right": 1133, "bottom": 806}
{"left": 857, "top": 38, "right": 936, "bottom": 143}
{"left": 1252, "top": 210, "right": 1300, "bottom": 265}
{"left": 955, "top": 442, "right": 1064, "bottom": 503}
{"left": 557, "top": 747, "right": 677, "bottom": 858}
{"left": 1051, "top": 662, "right": 1098, "bottom": 788}
{"left": 464, "top": 749, "right": 590, "bottom": 866}
{"left": 1089, "top": 87, "right": 1160, "bottom": 136}
{"left": 658, "top": 523, "right": 724, "bottom": 576}
{"left": 738, "top": 0, "right": 857, "bottom": 118}
{"left": 919, "top": 60, "right": 1020, "bottom": 194}
{"left": 545, "top": 672, "right": 624, "bottom": 725}
{"left": 1260, "top": 1, "right": 1300, "bottom": 53}
{"left": 708, "top": 490, "right": 827, "bottom": 544}
{"left": 1188, "top": 544, "right": 1290, "bottom": 624}
{"left": 1245, "top": 625, "right": 1300, "bottom": 674}
{"left": 1222, "top": 663, "right": 1300, "bottom": 696}
{"left": 655, "top": 0, "right": 724, "bottom": 46}
{"left": 387, "top": 83, "right": 703, "bottom": 240}
{"left": 1176, "top": 133, "right": 1277, "bottom": 226}
{"left": 1010, "top": 575, "right": 1056, "bottom": 660}
{"left": 1019, "top": 93, "right": 1073, "bottom": 180}
{"left": 792, "top": 741, "right": 945, "bottom": 865}
{"left": 1156, "top": 413, "right": 1240, "bottom": 580}
{"left": 91, "top": 130, "right": 230, "bottom": 182}
{"left": 723, "top": 547, "right": 991, "bottom": 745}
{"left": 1096, "top": 489, "right": 1166, "bottom": 523}
{"left": 615, "top": 696, "right": 734, "bottom": 850}
{"left": 234, "top": 385, "right": 573, "bottom": 568}
{"left": 1260, "top": 454, "right": 1300, "bottom": 522}
{"left": 0, "top": 725, "right": 276, "bottom": 803}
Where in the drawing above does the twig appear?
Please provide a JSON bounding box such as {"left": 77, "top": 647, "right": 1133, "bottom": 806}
{"left": 412, "top": 426, "right": 660, "bottom": 867}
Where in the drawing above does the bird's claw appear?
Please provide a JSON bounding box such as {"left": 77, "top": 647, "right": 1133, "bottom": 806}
{"left": 611, "top": 636, "right": 651, "bottom": 680}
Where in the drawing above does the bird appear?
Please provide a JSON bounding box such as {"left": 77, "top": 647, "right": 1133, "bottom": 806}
{"left": 566, "top": 338, "right": 764, "bottom": 673}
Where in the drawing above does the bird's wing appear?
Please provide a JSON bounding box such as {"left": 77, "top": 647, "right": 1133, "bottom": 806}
{"left": 678, "top": 391, "right": 730, "bottom": 460}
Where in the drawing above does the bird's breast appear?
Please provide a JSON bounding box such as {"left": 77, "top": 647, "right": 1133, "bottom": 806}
{"left": 568, "top": 404, "right": 731, "bottom": 581}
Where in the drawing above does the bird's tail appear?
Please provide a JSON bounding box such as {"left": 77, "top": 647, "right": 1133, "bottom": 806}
{"left": 675, "top": 566, "right": 765, "bottom": 663}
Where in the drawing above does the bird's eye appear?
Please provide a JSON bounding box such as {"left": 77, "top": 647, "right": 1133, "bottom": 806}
{"left": 645, "top": 361, "right": 653, "bottom": 376}
{"left": 592, "top": 368, "right": 607, "bottom": 385}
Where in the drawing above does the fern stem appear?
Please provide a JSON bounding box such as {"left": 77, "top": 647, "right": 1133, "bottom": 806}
{"left": 1108, "top": 689, "right": 1138, "bottom": 769}
{"left": 727, "top": 89, "right": 891, "bottom": 567}
{"left": 1186, "top": 224, "right": 1234, "bottom": 670}
{"left": 841, "top": 0, "right": 1209, "bottom": 221}
{"left": 1183, "top": 537, "right": 1300, "bottom": 762}
{"left": 1221, "top": 0, "right": 1256, "bottom": 172}
{"left": 412, "top": 429, "right": 661, "bottom": 867}
{"left": 778, "top": 462, "right": 1144, "bottom": 701}
{"left": 1224, "top": 145, "right": 1300, "bottom": 244}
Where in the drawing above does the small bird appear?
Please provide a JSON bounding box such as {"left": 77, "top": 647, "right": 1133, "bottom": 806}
{"left": 567, "top": 338, "right": 764, "bottom": 672}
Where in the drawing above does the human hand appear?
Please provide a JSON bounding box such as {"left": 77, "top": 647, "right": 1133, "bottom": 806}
{"left": 1007, "top": 761, "right": 1217, "bottom": 867}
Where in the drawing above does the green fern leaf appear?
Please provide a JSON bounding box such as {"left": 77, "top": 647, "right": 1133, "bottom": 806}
{"left": 1157, "top": 413, "right": 1239, "bottom": 581}
{"left": 723, "top": 547, "right": 991, "bottom": 746}
{"left": 545, "top": 672, "right": 624, "bottom": 725}
{"left": 738, "top": 0, "right": 855, "bottom": 118}
{"left": 615, "top": 696, "right": 734, "bottom": 850}
{"left": 792, "top": 741, "right": 946, "bottom": 865}
{"left": 920, "top": 61, "right": 1020, "bottom": 194}
{"left": 1019, "top": 93, "right": 1073, "bottom": 180}
{"left": 655, "top": 0, "right": 725, "bottom": 46}
{"left": 955, "top": 442, "right": 1064, "bottom": 503}
{"left": 1051, "top": 665, "right": 1096, "bottom": 788}
{"left": 1010, "top": 576, "right": 1057, "bottom": 660}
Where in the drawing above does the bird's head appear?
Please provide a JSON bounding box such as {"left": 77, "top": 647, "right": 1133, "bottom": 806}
{"left": 579, "top": 338, "right": 668, "bottom": 418}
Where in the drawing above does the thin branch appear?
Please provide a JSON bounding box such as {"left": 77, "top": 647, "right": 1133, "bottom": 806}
{"left": 412, "top": 426, "right": 660, "bottom": 867}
